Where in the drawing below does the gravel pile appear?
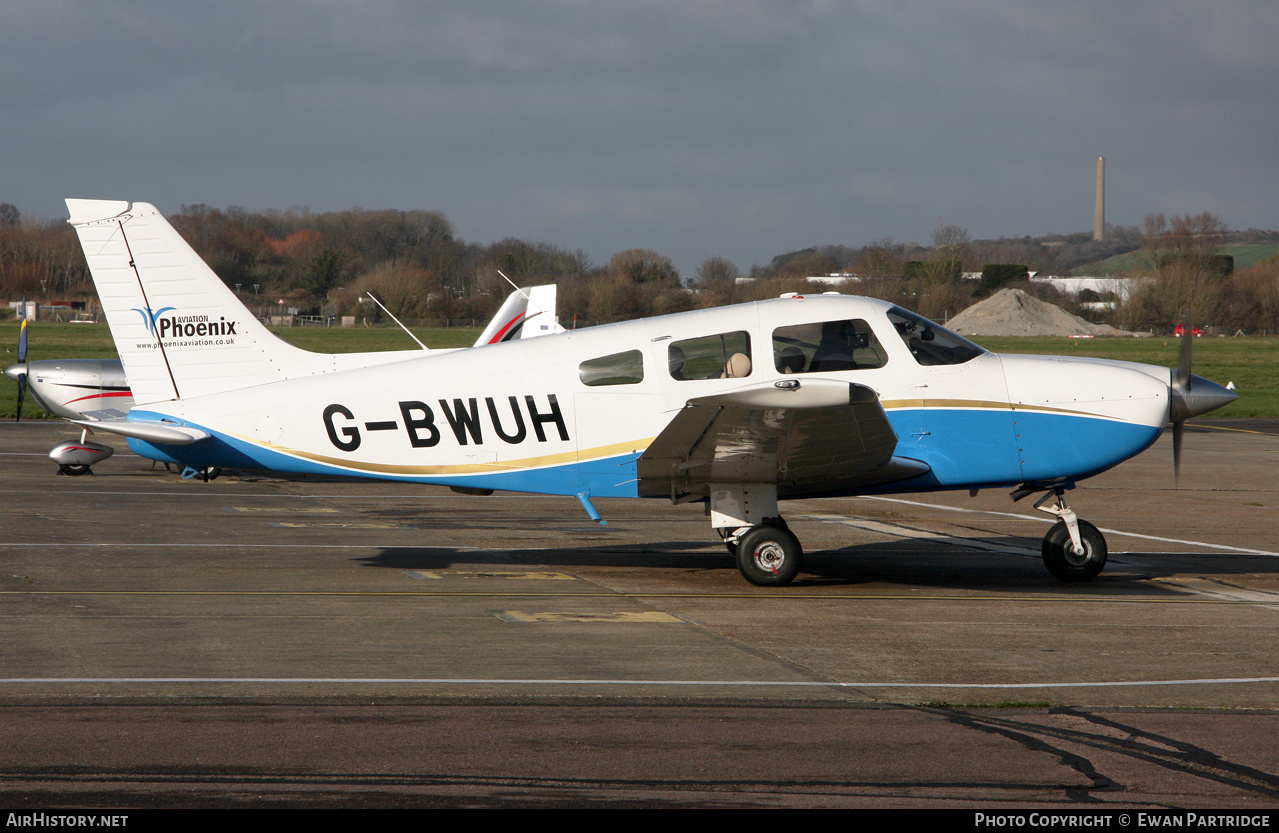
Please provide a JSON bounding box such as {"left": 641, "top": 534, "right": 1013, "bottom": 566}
{"left": 945, "top": 288, "right": 1133, "bottom": 337}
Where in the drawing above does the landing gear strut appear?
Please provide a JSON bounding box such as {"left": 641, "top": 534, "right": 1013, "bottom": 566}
{"left": 1032, "top": 488, "right": 1107, "bottom": 581}
{"left": 710, "top": 483, "right": 804, "bottom": 586}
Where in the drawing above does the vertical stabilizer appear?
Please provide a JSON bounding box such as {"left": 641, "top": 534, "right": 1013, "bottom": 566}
{"left": 67, "top": 200, "right": 331, "bottom": 406}
{"left": 472, "top": 283, "right": 564, "bottom": 347}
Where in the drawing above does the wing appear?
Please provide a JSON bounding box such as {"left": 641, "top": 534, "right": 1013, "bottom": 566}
{"left": 70, "top": 412, "right": 209, "bottom": 445}
{"left": 637, "top": 378, "right": 929, "bottom": 500}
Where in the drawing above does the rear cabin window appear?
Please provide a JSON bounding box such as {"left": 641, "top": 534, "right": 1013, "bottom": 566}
{"left": 579, "top": 350, "right": 645, "bottom": 386}
{"left": 771, "top": 319, "right": 888, "bottom": 373}
{"left": 668, "top": 331, "right": 752, "bottom": 381}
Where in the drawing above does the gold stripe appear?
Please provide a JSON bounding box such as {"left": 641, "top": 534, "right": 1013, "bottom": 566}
{"left": 881, "top": 398, "right": 1132, "bottom": 421}
{"left": 226, "top": 432, "right": 656, "bottom": 477}
{"left": 881, "top": 398, "right": 1010, "bottom": 411}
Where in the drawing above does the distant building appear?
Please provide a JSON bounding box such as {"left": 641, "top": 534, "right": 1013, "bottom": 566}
{"left": 1030, "top": 275, "right": 1151, "bottom": 302}
{"left": 734, "top": 274, "right": 862, "bottom": 287}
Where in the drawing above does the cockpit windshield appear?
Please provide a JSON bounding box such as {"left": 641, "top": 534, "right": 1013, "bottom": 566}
{"left": 886, "top": 307, "right": 986, "bottom": 366}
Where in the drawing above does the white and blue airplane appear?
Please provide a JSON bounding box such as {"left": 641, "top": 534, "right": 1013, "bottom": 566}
{"left": 64, "top": 198, "right": 1237, "bottom": 586}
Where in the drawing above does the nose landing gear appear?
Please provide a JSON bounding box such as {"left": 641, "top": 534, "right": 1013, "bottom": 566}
{"left": 1030, "top": 487, "right": 1108, "bottom": 581}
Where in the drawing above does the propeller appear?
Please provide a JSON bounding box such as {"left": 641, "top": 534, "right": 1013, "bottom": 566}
{"left": 13, "top": 296, "right": 28, "bottom": 423}
{"left": 1168, "top": 318, "right": 1238, "bottom": 484}
{"left": 1170, "top": 327, "right": 1193, "bottom": 483}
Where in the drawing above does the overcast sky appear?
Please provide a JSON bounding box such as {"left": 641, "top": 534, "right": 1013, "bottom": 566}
{"left": 4, "top": 1, "right": 1276, "bottom": 274}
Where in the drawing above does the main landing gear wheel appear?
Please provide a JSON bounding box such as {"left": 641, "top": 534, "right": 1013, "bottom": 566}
{"left": 1042, "top": 519, "right": 1107, "bottom": 582}
{"left": 734, "top": 525, "right": 803, "bottom": 587}
{"left": 58, "top": 464, "right": 91, "bottom": 476}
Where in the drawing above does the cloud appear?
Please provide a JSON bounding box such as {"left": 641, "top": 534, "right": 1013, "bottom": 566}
{"left": 4, "top": 1, "right": 1277, "bottom": 270}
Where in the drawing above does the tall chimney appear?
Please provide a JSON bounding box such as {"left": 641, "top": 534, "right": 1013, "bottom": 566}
{"left": 1094, "top": 157, "right": 1105, "bottom": 241}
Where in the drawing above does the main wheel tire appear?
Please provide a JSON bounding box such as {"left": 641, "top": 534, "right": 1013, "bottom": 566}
{"left": 735, "top": 525, "right": 803, "bottom": 587}
{"left": 58, "top": 464, "right": 91, "bottom": 476}
{"left": 1042, "top": 519, "right": 1107, "bottom": 582}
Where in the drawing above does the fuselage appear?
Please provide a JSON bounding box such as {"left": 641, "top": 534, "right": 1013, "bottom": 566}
{"left": 124, "top": 294, "right": 1172, "bottom": 497}
{"left": 5, "top": 359, "right": 133, "bottom": 419}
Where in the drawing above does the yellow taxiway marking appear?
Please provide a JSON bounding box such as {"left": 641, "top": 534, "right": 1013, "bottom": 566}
{"left": 491, "top": 611, "right": 685, "bottom": 623}
{"left": 0, "top": 590, "right": 1271, "bottom": 604}
{"left": 5, "top": 675, "right": 1276, "bottom": 689}
{"left": 1190, "top": 422, "right": 1274, "bottom": 436}
{"left": 271, "top": 522, "right": 404, "bottom": 529}
{"left": 405, "top": 570, "right": 577, "bottom": 581}
{"left": 229, "top": 506, "right": 343, "bottom": 514}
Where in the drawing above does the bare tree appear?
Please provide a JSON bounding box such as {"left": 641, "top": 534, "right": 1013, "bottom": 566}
{"left": 609, "top": 249, "right": 679, "bottom": 285}
{"left": 931, "top": 223, "right": 970, "bottom": 260}
{"left": 1124, "top": 211, "right": 1231, "bottom": 330}
{"left": 344, "top": 258, "right": 440, "bottom": 320}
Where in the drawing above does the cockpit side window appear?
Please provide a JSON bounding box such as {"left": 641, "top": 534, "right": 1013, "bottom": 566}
{"left": 771, "top": 319, "right": 887, "bottom": 374}
{"left": 669, "top": 331, "right": 752, "bottom": 381}
{"left": 886, "top": 307, "right": 986, "bottom": 366}
{"left": 579, "top": 350, "right": 644, "bottom": 386}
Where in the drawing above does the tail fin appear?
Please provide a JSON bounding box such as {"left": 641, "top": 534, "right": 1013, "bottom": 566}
{"left": 68, "top": 200, "right": 350, "bottom": 406}
{"left": 472, "top": 284, "right": 564, "bottom": 347}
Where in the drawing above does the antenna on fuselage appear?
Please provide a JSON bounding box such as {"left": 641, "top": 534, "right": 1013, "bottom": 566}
{"left": 359, "top": 292, "right": 428, "bottom": 351}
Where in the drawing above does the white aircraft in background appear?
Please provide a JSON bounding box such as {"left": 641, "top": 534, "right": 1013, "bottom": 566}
{"left": 6, "top": 275, "right": 562, "bottom": 475}
{"left": 65, "top": 198, "right": 1237, "bottom": 586}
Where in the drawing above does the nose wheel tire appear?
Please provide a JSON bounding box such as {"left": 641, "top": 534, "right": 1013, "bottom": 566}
{"left": 58, "top": 464, "right": 92, "bottom": 476}
{"left": 734, "top": 525, "right": 803, "bottom": 586}
{"left": 1042, "top": 519, "right": 1107, "bottom": 582}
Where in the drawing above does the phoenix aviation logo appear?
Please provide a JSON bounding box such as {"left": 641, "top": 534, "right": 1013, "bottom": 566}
{"left": 132, "top": 306, "right": 239, "bottom": 347}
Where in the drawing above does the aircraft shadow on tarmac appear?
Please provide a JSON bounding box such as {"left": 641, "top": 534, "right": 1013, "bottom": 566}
{"left": 357, "top": 536, "right": 1277, "bottom": 592}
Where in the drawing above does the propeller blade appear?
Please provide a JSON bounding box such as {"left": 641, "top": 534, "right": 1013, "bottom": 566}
{"left": 14, "top": 372, "right": 26, "bottom": 424}
{"left": 14, "top": 299, "right": 29, "bottom": 423}
{"left": 1171, "top": 317, "right": 1190, "bottom": 487}
{"left": 1171, "top": 317, "right": 1191, "bottom": 487}
{"left": 1172, "top": 417, "right": 1183, "bottom": 485}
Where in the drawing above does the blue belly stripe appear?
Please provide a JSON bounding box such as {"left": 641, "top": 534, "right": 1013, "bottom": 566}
{"left": 126, "top": 413, "right": 643, "bottom": 498}
{"left": 125, "top": 406, "right": 1161, "bottom": 499}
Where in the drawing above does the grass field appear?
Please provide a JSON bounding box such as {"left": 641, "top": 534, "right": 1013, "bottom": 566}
{"left": 1, "top": 321, "right": 1271, "bottom": 419}
{"left": 1074, "top": 242, "right": 1279, "bottom": 276}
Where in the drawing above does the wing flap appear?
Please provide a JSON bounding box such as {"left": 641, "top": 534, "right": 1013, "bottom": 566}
{"left": 638, "top": 379, "right": 928, "bottom": 499}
